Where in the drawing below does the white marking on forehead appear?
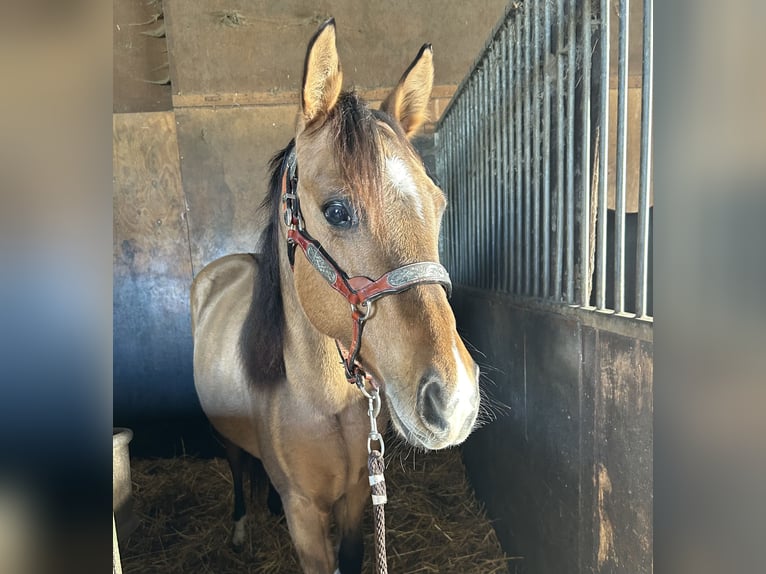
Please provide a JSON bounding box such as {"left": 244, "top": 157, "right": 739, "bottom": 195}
{"left": 385, "top": 156, "right": 424, "bottom": 219}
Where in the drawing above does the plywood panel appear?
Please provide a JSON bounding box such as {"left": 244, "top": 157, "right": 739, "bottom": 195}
{"left": 519, "top": 311, "right": 584, "bottom": 574}
{"left": 114, "top": 0, "right": 172, "bottom": 113}
{"left": 113, "top": 111, "right": 196, "bottom": 419}
{"left": 175, "top": 105, "right": 296, "bottom": 274}
{"left": 163, "top": 0, "right": 508, "bottom": 96}
{"left": 591, "top": 332, "right": 653, "bottom": 574}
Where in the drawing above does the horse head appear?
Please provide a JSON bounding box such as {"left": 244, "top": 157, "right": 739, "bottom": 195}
{"left": 286, "top": 19, "right": 480, "bottom": 450}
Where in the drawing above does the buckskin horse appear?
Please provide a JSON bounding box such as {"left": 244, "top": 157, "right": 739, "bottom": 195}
{"left": 191, "top": 18, "right": 480, "bottom": 574}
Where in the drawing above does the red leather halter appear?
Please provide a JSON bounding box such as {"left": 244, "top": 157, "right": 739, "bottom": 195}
{"left": 279, "top": 145, "right": 452, "bottom": 389}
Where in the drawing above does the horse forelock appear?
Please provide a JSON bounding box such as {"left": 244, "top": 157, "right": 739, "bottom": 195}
{"left": 327, "top": 91, "right": 385, "bottom": 222}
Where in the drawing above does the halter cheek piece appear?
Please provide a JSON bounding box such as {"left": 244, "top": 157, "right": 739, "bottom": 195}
{"left": 279, "top": 145, "right": 452, "bottom": 390}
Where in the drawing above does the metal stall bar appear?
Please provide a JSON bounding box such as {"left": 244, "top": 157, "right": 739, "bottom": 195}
{"left": 614, "top": 0, "right": 629, "bottom": 313}
{"left": 635, "top": 0, "right": 653, "bottom": 318}
{"left": 475, "top": 64, "right": 480, "bottom": 287}
{"left": 479, "top": 62, "right": 487, "bottom": 289}
{"left": 451, "top": 109, "right": 458, "bottom": 273}
{"left": 488, "top": 48, "right": 496, "bottom": 290}
{"left": 515, "top": 13, "right": 523, "bottom": 294}
{"left": 566, "top": 0, "right": 576, "bottom": 303}
{"left": 503, "top": 22, "right": 513, "bottom": 293}
{"left": 595, "top": 0, "right": 610, "bottom": 309}
{"left": 478, "top": 66, "right": 485, "bottom": 289}
{"left": 497, "top": 25, "right": 508, "bottom": 292}
{"left": 579, "top": 0, "right": 593, "bottom": 307}
{"left": 462, "top": 88, "right": 471, "bottom": 286}
{"left": 460, "top": 78, "right": 476, "bottom": 284}
{"left": 449, "top": 104, "right": 457, "bottom": 273}
{"left": 523, "top": 4, "right": 532, "bottom": 295}
{"left": 444, "top": 110, "right": 454, "bottom": 272}
{"left": 435, "top": 117, "right": 445, "bottom": 266}
{"left": 554, "top": 0, "right": 566, "bottom": 301}
{"left": 542, "top": 0, "right": 552, "bottom": 298}
{"left": 450, "top": 97, "right": 458, "bottom": 281}
{"left": 495, "top": 42, "right": 504, "bottom": 292}
{"left": 465, "top": 77, "right": 473, "bottom": 285}
{"left": 486, "top": 60, "right": 493, "bottom": 289}
{"left": 531, "top": 0, "right": 541, "bottom": 296}
{"left": 491, "top": 32, "right": 498, "bottom": 291}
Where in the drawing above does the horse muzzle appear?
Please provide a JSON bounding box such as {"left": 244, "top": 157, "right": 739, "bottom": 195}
{"left": 387, "top": 356, "right": 481, "bottom": 451}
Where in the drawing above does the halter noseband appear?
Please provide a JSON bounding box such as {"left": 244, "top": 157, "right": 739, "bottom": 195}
{"left": 279, "top": 144, "right": 452, "bottom": 389}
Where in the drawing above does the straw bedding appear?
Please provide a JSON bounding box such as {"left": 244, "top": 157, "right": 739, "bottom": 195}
{"left": 121, "top": 444, "right": 514, "bottom": 573}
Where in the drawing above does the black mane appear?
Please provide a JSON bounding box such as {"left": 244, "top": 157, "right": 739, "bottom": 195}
{"left": 239, "top": 142, "right": 293, "bottom": 385}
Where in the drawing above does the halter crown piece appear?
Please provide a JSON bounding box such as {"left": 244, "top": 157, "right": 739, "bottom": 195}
{"left": 279, "top": 144, "right": 452, "bottom": 390}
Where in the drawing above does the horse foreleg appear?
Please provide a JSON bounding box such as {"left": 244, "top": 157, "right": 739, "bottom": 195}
{"left": 334, "top": 477, "right": 368, "bottom": 574}
{"left": 283, "top": 495, "right": 336, "bottom": 574}
{"left": 223, "top": 438, "right": 248, "bottom": 547}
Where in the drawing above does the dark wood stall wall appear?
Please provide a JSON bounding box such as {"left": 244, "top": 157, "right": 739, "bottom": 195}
{"left": 455, "top": 289, "right": 652, "bottom": 574}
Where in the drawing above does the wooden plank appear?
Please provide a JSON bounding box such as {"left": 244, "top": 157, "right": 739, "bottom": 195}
{"left": 113, "top": 0, "right": 172, "bottom": 113}
{"left": 171, "top": 84, "right": 456, "bottom": 108}
{"left": 521, "top": 310, "right": 584, "bottom": 574}
{"left": 591, "top": 332, "right": 653, "bottom": 573}
{"left": 174, "top": 105, "right": 296, "bottom": 274}
{"left": 170, "top": 84, "right": 455, "bottom": 130}
{"left": 113, "top": 111, "right": 195, "bottom": 419}
{"left": 579, "top": 326, "right": 599, "bottom": 574}
{"left": 163, "top": 0, "right": 509, "bottom": 96}
{"left": 113, "top": 112, "right": 189, "bottom": 278}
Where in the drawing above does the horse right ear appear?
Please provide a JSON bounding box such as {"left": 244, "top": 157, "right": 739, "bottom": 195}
{"left": 381, "top": 43, "right": 434, "bottom": 138}
{"left": 301, "top": 18, "right": 343, "bottom": 126}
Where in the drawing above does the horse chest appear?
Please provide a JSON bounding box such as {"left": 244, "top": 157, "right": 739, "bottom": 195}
{"left": 263, "top": 400, "right": 378, "bottom": 501}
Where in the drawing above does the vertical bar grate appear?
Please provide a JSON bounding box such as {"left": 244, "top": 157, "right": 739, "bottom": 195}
{"left": 434, "top": 0, "right": 652, "bottom": 321}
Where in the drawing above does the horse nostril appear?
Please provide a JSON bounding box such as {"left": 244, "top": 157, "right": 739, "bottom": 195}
{"left": 418, "top": 377, "right": 448, "bottom": 432}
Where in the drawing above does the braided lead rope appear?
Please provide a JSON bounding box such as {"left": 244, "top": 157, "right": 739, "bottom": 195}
{"left": 359, "top": 386, "right": 388, "bottom": 574}
{"left": 368, "top": 449, "right": 387, "bottom": 574}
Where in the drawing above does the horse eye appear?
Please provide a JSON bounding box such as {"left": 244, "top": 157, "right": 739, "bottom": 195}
{"left": 322, "top": 201, "right": 353, "bottom": 228}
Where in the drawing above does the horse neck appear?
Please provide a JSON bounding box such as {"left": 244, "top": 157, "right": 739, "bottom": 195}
{"left": 276, "top": 235, "right": 359, "bottom": 409}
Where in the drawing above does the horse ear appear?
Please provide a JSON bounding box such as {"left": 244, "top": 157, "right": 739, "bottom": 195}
{"left": 301, "top": 18, "right": 343, "bottom": 125}
{"left": 381, "top": 44, "right": 434, "bottom": 138}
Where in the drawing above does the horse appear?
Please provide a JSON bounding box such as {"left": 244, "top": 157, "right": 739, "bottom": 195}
{"left": 191, "top": 18, "right": 481, "bottom": 574}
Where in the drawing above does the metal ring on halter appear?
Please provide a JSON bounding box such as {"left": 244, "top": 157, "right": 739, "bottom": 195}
{"left": 352, "top": 300, "right": 372, "bottom": 320}
{"left": 355, "top": 375, "right": 374, "bottom": 398}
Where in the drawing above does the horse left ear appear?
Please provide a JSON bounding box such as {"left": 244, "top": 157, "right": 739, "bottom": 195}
{"left": 381, "top": 44, "right": 434, "bottom": 138}
{"left": 301, "top": 18, "right": 343, "bottom": 126}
